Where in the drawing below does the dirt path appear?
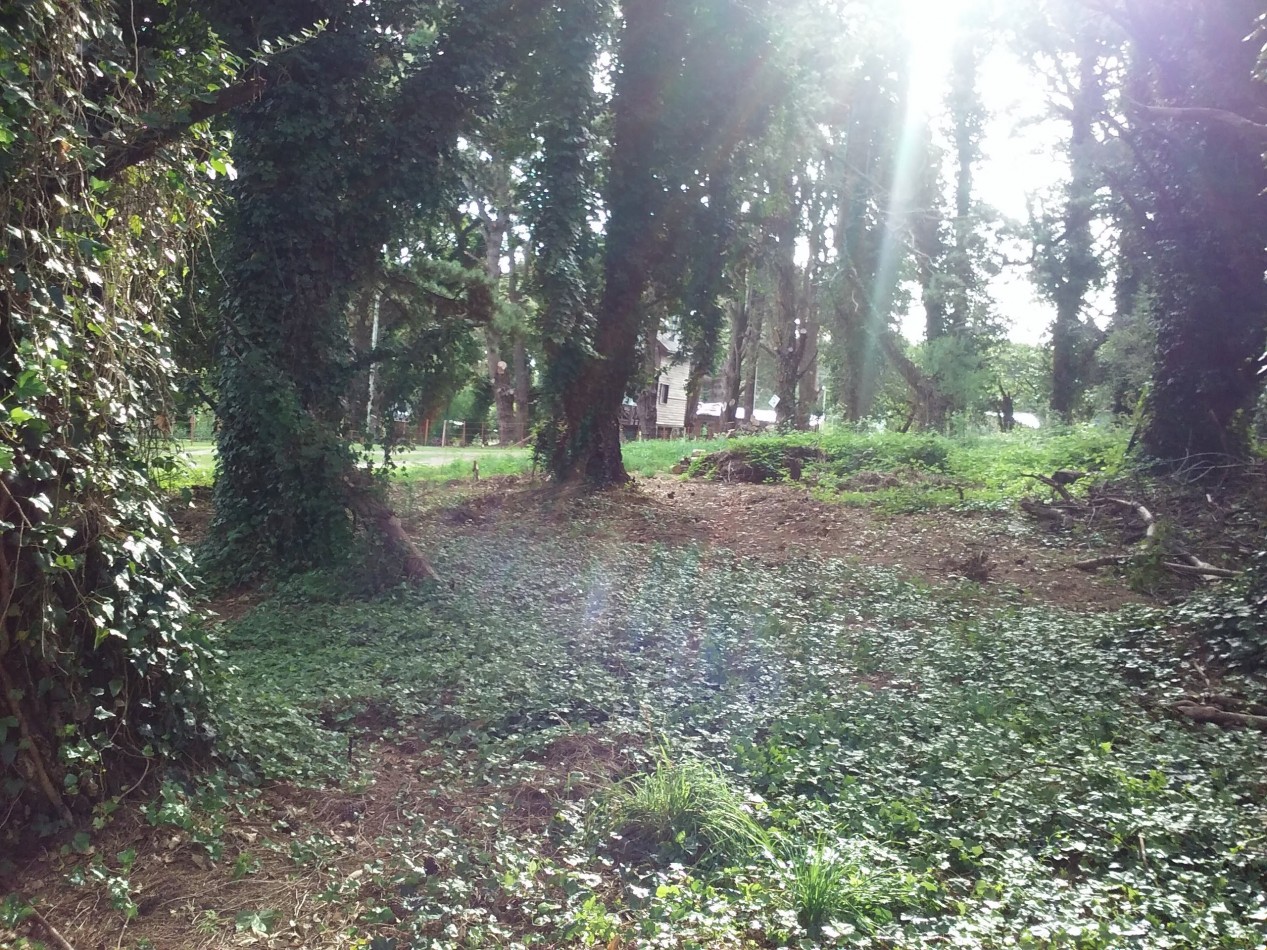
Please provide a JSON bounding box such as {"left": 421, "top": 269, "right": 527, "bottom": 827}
{"left": 420, "top": 474, "right": 1137, "bottom": 609}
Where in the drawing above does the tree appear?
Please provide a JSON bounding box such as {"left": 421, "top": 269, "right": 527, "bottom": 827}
{"left": 538, "top": 0, "right": 776, "bottom": 483}
{"left": 828, "top": 47, "right": 910, "bottom": 423}
{"left": 208, "top": 0, "right": 509, "bottom": 580}
{"left": 1018, "top": 2, "right": 1114, "bottom": 422}
{"left": 1119, "top": 0, "right": 1267, "bottom": 463}
{"left": 1, "top": 0, "right": 242, "bottom": 826}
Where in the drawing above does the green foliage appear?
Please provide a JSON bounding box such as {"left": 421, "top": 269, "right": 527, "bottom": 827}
{"left": 1, "top": 0, "right": 226, "bottom": 831}
{"left": 686, "top": 427, "right": 1128, "bottom": 511}
{"left": 1173, "top": 548, "right": 1267, "bottom": 676}
{"left": 781, "top": 839, "right": 917, "bottom": 939}
{"left": 173, "top": 528, "right": 1267, "bottom": 948}
{"left": 593, "top": 751, "right": 770, "bottom": 866}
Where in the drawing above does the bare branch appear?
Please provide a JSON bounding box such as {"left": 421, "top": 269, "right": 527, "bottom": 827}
{"left": 1129, "top": 100, "right": 1267, "bottom": 144}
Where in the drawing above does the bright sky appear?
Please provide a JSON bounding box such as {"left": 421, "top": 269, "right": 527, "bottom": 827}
{"left": 896, "top": 0, "right": 1071, "bottom": 346}
{"left": 975, "top": 49, "right": 1068, "bottom": 346}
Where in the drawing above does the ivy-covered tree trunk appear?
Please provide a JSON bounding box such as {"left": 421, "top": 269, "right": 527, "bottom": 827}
{"left": 209, "top": 0, "right": 503, "bottom": 577}
{"left": 211, "top": 39, "right": 367, "bottom": 575}
{"left": 547, "top": 0, "right": 671, "bottom": 482}
{"left": 1128, "top": 0, "right": 1267, "bottom": 463}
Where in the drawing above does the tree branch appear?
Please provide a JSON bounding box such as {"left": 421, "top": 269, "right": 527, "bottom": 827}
{"left": 98, "top": 77, "right": 267, "bottom": 181}
{"left": 1129, "top": 100, "right": 1267, "bottom": 144}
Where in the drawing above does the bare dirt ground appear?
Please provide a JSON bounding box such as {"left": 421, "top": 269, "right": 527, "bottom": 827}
{"left": 412, "top": 473, "right": 1138, "bottom": 610}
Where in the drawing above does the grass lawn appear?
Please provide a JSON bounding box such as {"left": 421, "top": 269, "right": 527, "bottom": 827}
{"left": 163, "top": 436, "right": 707, "bottom": 488}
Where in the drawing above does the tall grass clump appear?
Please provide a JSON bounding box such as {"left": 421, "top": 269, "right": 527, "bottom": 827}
{"left": 781, "top": 839, "right": 917, "bottom": 939}
{"left": 593, "top": 752, "right": 769, "bottom": 866}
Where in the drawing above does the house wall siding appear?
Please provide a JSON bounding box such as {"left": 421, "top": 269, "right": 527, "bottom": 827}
{"left": 657, "top": 359, "right": 691, "bottom": 429}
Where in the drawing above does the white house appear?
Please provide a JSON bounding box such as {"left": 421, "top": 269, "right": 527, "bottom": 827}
{"left": 653, "top": 335, "right": 691, "bottom": 434}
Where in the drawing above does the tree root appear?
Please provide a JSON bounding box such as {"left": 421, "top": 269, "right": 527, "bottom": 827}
{"left": 0, "top": 657, "right": 72, "bottom": 824}
{"left": 344, "top": 475, "right": 439, "bottom": 583}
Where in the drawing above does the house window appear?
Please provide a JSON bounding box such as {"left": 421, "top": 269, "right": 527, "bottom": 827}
{"left": 658, "top": 383, "right": 670, "bottom": 405}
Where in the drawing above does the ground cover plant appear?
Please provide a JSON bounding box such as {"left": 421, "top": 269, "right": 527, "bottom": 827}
{"left": 7, "top": 495, "right": 1265, "bottom": 948}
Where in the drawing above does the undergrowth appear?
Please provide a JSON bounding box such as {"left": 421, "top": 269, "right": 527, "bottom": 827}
{"left": 688, "top": 426, "right": 1130, "bottom": 511}
{"left": 12, "top": 525, "right": 1264, "bottom": 949}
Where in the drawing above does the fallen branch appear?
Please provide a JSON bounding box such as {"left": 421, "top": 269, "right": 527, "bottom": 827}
{"left": 1162, "top": 561, "right": 1241, "bottom": 580}
{"left": 1172, "top": 701, "right": 1267, "bottom": 732}
{"left": 1073, "top": 555, "right": 1129, "bottom": 572}
{"left": 1182, "top": 553, "right": 1240, "bottom": 579}
{"left": 1190, "top": 694, "right": 1267, "bottom": 717}
{"left": 18, "top": 900, "right": 78, "bottom": 950}
{"left": 1022, "top": 472, "right": 1073, "bottom": 503}
{"left": 1101, "top": 496, "right": 1156, "bottom": 540}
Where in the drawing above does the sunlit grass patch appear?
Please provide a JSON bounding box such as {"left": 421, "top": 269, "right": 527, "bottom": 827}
{"left": 592, "top": 750, "right": 770, "bottom": 866}
{"left": 780, "top": 838, "right": 920, "bottom": 939}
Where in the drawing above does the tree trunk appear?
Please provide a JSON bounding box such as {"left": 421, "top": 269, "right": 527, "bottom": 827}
{"left": 771, "top": 174, "right": 806, "bottom": 428}
{"left": 506, "top": 243, "right": 531, "bottom": 444}
{"left": 638, "top": 327, "right": 659, "bottom": 440}
{"left": 512, "top": 336, "right": 530, "bottom": 444}
{"left": 741, "top": 292, "right": 763, "bottom": 425}
{"left": 796, "top": 209, "right": 823, "bottom": 426}
{"left": 880, "top": 332, "right": 950, "bottom": 428}
{"left": 551, "top": 0, "right": 669, "bottom": 482}
{"left": 1132, "top": 0, "right": 1267, "bottom": 464}
{"left": 479, "top": 203, "right": 518, "bottom": 445}
{"left": 720, "top": 276, "right": 750, "bottom": 428}
{"left": 1050, "top": 35, "right": 1101, "bottom": 423}
{"left": 914, "top": 125, "right": 948, "bottom": 343}
{"left": 485, "top": 328, "right": 517, "bottom": 445}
